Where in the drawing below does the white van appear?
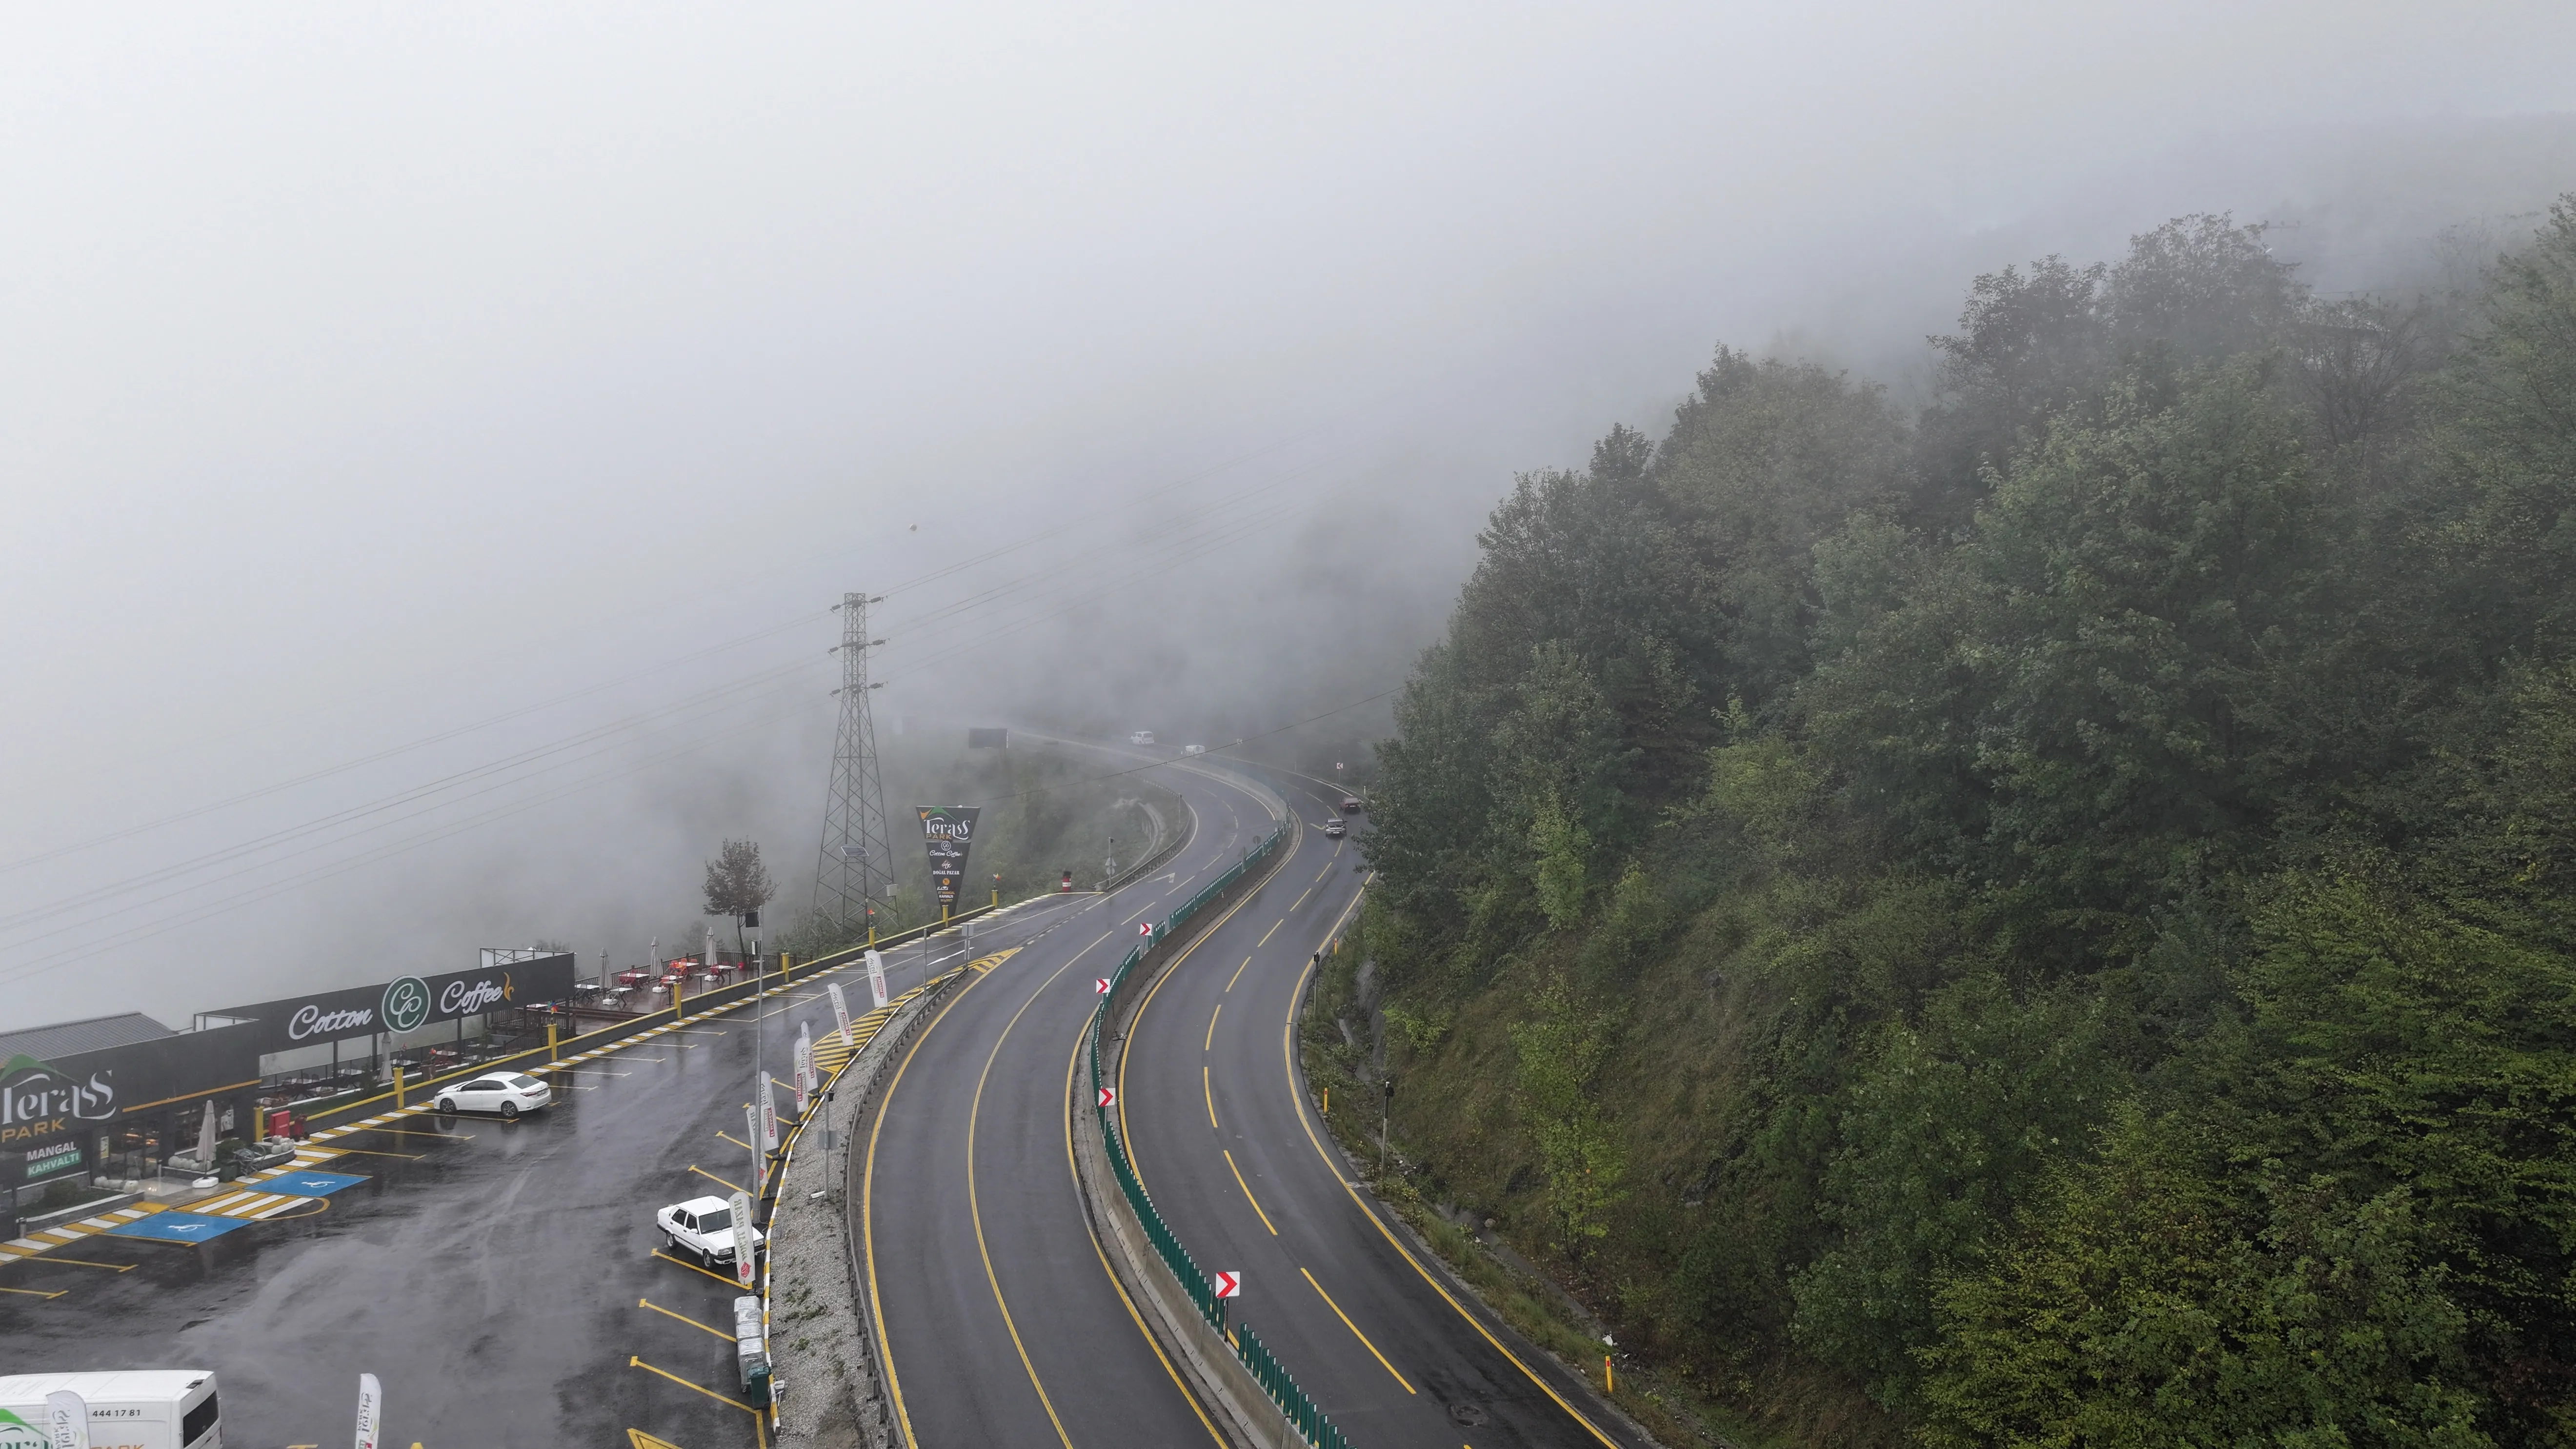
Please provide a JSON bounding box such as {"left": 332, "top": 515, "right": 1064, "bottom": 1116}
{"left": 1128, "top": 730, "right": 1156, "bottom": 745}
{"left": 0, "top": 1370, "right": 220, "bottom": 1449}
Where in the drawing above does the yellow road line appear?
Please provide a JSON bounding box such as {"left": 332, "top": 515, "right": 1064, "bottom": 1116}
{"left": 1227, "top": 956, "right": 1252, "bottom": 992}
{"left": 652, "top": 1249, "right": 746, "bottom": 1290}
{"left": 1257, "top": 918, "right": 1283, "bottom": 946}
{"left": 687, "top": 1165, "right": 750, "bottom": 1197}
{"left": 1301, "top": 1266, "right": 1414, "bottom": 1394}
{"left": 1205, "top": 1003, "right": 1221, "bottom": 1052}
{"left": 1225, "top": 1149, "right": 1278, "bottom": 1236}
{"left": 639, "top": 1297, "right": 735, "bottom": 1341}
{"left": 1280, "top": 954, "right": 1618, "bottom": 1446}
{"left": 1291, "top": 887, "right": 1312, "bottom": 911}
{"left": 1062, "top": 1014, "right": 1229, "bottom": 1447}
{"left": 1120, "top": 814, "right": 1302, "bottom": 1192}
{"left": 866, "top": 963, "right": 996, "bottom": 1448}
{"left": 628, "top": 1355, "right": 756, "bottom": 1414}
{"left": 966, "top": 952, "right": 1088, "bottom": 1448}
{"left": 1205, "top": 1066, "right": 1218, "bottom": 1130}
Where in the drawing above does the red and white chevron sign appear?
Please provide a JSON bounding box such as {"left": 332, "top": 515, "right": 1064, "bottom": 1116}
{"left": 1094, "top": 977, "right": 1111, "bottom": 995}
{"left": 1098, "top": 1086, "right": 1117, "bottom": 1108}
{"left": 1138, "top": 921, "right": 1154, "bottom": 938}
{"left": 1213, "top": 1270, "right": 1242, "bottom": 1298}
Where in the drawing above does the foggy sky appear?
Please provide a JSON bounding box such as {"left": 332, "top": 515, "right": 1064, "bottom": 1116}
{"left": 6, "top": 3, "right": 2575, "bottom": 1027}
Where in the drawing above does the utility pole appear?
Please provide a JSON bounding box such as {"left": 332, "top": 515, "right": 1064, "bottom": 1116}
{"left": 816, "top": 591, "right": 894, "bottom": 942}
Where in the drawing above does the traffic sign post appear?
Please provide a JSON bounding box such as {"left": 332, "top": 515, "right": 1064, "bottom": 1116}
{"left": 1097, "top": 1086, "right": 1116, "bottom": 1109}
{"left": 1214, "top": 1270, "right": 1241, "bottom": 1335}
{"left": 1094, "top": 977, "right": 1110, "bottom": 995}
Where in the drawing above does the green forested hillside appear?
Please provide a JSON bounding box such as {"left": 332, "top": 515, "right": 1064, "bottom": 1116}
{"left": 1345, "top": 204, "right": 2576, "bottom": 1447}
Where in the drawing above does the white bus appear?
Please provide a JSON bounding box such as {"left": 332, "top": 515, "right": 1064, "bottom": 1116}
{"left": 0, "top": 1370, "right": 220, "bottom": 1449}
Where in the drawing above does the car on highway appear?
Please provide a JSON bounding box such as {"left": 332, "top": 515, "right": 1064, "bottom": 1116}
{"left": 1128, "top": 730, "right": 1156, "bottom": 745}
{"left": 1322, "top": 818, "right": 1346, "bottom": 838}
{"left": 433, "top": 1071, "right": 553, "bottom": 1119}
{"left": 658, "top": 1195, "right": 765, "bottom": 1269}
{"left": 1339, "top": 795, "right": 1364, "bottom": 815}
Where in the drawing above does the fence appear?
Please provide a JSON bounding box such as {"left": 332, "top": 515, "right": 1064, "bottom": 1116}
{"left": 1086, "top": 821, "right": 1354, "bottom": 1449}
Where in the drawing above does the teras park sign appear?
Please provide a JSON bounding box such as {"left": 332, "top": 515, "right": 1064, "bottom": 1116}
{"left": 210, "top": 954, "right": 579, "bottom": 1055}
{"left": 917, "top": 806, "right": 980, "bottom": 907}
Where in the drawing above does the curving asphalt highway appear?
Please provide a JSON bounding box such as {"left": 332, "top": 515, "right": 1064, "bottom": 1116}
{"left": 1111, "top": 763, "right": 1648, "bottom": 1449}
{"left": 855, "top": 745, "right": 1283, "bottom": 1448}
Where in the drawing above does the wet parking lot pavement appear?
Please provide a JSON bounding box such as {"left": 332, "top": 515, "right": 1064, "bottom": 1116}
{"left": 0, "top": 912, "right": 1066, "bottom": 1449}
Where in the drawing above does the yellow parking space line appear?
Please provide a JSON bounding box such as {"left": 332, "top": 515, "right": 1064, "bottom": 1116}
{"left": 1301, "top": 1267, "right": 1415, "bottom": 1394}
{"left": 1205, "top": 1004, "right": 1221, "bottom": 1052}
{"left": 39, "top": 1257, "right": 134, "bottom": 1271}
{"left": 1257, "top": 918, "right": 1283, "bottom": 946}
{"left": 638, "top": 1297, "right": 734, "bottom": 1341}
{"left": 313, "top": 1147, "right": 421, "bottom": 1160}
{"left": 344, "top": 1125, "right": 470, "bottom": 1141}
{"left": 627, "top": 1356, "right": 756, "bottom": 1414}
{"left": 0, "top": 1284, "right": 66, "bottom": 1299}
{"left": 651, "top": 1250, "right": 745, "bottom": 1289}
{"left": 715, "top": 1130, "right": 755, "bottom": 1151}
{"left": 1225, "top": 1150, "right": 1278, "bottom": 1236}
{"left": 1206, "top": 1066, "right": 1219, "bottom": 1130}
{"left": 687, "top": 1165, "right": 750, "bottom": 1196}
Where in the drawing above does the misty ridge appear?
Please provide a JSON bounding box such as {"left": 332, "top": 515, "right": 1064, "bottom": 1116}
{"left": 1330, "top": 196, "right": 2576, "bottom": 1446}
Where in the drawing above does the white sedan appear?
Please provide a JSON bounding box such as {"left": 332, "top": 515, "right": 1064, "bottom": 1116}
{"left": 659, "top": 1195, "right": 766, "bottom": 1270}
{"left": 433, "top": 1071, "right": 553, "bottom": 1120}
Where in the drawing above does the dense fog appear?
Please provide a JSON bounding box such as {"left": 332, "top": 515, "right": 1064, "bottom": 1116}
{"left": 3, "top": 4, "right": 2571, "bottom": 1028}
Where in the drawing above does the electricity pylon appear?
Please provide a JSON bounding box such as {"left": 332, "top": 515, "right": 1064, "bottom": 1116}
{"left": 815, "top": 591, "right": 893, "bottom": 938}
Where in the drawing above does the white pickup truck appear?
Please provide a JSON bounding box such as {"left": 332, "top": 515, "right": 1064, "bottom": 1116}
{"left": 657, "top": 1195, "right": 765, "bottom": 1270}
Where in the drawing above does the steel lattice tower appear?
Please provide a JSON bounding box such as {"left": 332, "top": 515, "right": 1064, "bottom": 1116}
{"left": 815, "top": 591, "right": 894, "bottom": 931}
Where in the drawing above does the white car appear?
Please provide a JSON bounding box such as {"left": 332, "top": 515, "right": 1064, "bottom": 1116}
{"left": 659, "top": 1194, "right": 766, "bottom": 1270}
{"left": 434, "top": 1071, "right": 553, "bottom": 1119}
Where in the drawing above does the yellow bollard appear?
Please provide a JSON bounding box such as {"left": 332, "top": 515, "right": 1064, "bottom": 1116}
{"left": 547, "top": 1021, "right": 560, "bottom": 1064}
{"left": 394, "top": 1066, "right": 405, "bottom": 1110}
{"left": 781, "top": 951, "right": 792, "bottom": 987}
{"left": 1606, "top": 1355, "right": 1614, "bottom": 1394}
{"left": 675, "top": 973, "right": 686, "bottom": 1022}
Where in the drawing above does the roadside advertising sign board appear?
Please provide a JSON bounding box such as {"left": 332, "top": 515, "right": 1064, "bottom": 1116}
{"left": 353, "top": 1372, "right": 382, "bottom": 1449}
{"left": 793, "top": 1026, "right": 812, "bottom": 1117}
{"left": 828, "top": 983, "right": 853, "bottom": 1047}
{"left": 210, "top": 954, "right": 579, "bottom": 1053}
{"left": 865, "top": 950, "right": 888, "bottom": 1011}
{"left": 729, "top": 1189, "right": 757, "bottom": 1288}
{"left": 758, "top": 1076, "right": 779, "bottom": 1153}
{"left": 46, "top": 1390, "right": 87, "bottom": 1449}
{"left": 746, "top": 1104, "right": 765, "bottom": 1192}
{"left": 915, "top": 806, "right": 981, "bottom": 906}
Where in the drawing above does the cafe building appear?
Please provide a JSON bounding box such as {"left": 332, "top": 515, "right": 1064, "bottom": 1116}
{"left": 0, "top": 1011, "right": 263, "bottom": 1236}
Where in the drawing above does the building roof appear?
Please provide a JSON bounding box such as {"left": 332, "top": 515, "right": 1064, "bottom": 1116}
{"left": 0, "top": 1011, "right": 175, "bottom": 1061}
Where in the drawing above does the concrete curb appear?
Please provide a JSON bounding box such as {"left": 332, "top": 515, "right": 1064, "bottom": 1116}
{"left": 772, "top": 968, "right": 964, "bottom": 1449}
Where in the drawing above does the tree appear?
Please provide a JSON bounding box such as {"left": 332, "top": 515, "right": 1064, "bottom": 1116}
{"left": 703, "top": 839, "right": 776, "bottom": 960}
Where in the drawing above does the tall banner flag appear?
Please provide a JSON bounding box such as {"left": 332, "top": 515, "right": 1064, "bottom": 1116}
{"left": 865, "top": 948, "right": 889, "bottom": 1009}
{"left": 915, "top": 806, "right": 982, "bottom": 908}
{"left": 759, "top": 1075, "right": 780, "bottom": 1156}
{"left": 729, "top": 1189, "right": 758, "bottom": 1288}
{"left": 352, "top": 1374, "right": 382, "bottom": 1449}
{"left": 746, "top": 1103, "right": 765, "bottom": 1192}
{"left": 793, "top": 1024, "right": 813, "bottom": 1116}
{"left": 829, "top": 981, "right": 854, "bottom": 1046}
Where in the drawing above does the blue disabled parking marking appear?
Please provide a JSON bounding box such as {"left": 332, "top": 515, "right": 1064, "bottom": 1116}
{"left": 105, "top": 1212, "right": 254, "bottom": 1243}
{"left": 262, "top": 1170, "right": 367, "bottom": 1198}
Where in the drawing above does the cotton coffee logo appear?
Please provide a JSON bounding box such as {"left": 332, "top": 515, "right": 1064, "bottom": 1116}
{"left": 0, "top": 1053, "right": 116, "bottom": 1147}
{"left": 381, "top": 976, "right": 432, "bottom": 1033}
{"left": 440, "top": 973, "right": 514, "bottom": 1017}
{"left": 289, "top": 1000, "right": 377, "bottom": 1042}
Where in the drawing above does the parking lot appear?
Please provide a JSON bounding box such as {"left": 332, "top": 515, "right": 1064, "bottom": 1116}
{"left": 0, "top": 917, "right": 1046, "bottom": 1448}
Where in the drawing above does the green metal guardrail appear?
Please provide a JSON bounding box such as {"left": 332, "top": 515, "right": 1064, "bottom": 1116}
{"left": 1087, "top": 823, "right": 1354, "bottom": 1449}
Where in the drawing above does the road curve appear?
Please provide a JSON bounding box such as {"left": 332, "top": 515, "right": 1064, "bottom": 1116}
{"left": 856, "top": 745, "right": 1285, "bottom": 1448}
{"left": 1114, "top": 763, "right": 1650, "bottom": 1449}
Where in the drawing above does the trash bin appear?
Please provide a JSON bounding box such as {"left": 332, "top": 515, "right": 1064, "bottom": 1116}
{"left": 734, "top": 1294, "right": 771, "bottom": 1408}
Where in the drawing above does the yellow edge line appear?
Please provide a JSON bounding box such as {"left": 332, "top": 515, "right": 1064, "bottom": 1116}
{"left": 1205, "top": 1003, "right": 1221, "bottom": 1052}
{"left": 1064, "top": 999, "right": 1229, "bottom": 1445}
{"left": 1205, "top": 1065, "right": 1218, "bottom": 1131}
{"left": 1281, "top": 942, "right": 1620, "bottom": 1448}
